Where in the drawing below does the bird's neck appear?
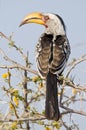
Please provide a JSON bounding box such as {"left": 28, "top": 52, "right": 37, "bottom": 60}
{"left": 44, "top": 21, "right": 65, "bottom": 38}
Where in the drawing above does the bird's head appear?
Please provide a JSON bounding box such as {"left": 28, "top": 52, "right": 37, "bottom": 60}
{"left": 19, "top": 12, "right": 66, "bottom": 36}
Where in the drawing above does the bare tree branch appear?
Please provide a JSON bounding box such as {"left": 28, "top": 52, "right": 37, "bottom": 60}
{"left": 66, "top": 54, "right": 86, "bottom": 77}
{"left": 0, "top": 48, "right": 38, "bottom": 75}
{"left": 0, "top": 32, "right": 26, "bottom": 60}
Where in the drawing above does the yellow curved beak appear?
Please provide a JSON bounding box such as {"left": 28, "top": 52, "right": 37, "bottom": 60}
{"left": 19, "top": 12, "right": 45, "bottom": 27}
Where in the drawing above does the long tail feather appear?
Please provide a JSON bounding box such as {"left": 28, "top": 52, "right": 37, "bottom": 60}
{"left": 45, "top": 72, "right": 60, "bottom": 121}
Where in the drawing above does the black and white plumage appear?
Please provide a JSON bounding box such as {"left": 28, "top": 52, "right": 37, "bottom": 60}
{"left": 36, "top": 33, "right": 70, "bottom": 78}
{"left": 20, "top": 12, "right": 71, "bottom": 121}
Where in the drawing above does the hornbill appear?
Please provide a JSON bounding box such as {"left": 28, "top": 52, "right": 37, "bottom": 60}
{"left": 20, "top": 12, "right": 71, "bottom": 121}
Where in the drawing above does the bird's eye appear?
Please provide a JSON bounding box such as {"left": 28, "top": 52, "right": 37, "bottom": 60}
{"left": 44, "top": 16, "right": 49, "bottom": 21}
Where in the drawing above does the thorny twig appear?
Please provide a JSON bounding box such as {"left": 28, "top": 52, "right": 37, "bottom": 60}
{"left": 0, "top": 116, "right": 46, "bottom": 123}
{"left": 0, "top": 48, "right": 38, "bottom": 75}
{"left": 0, "top": 32, "right": 26, "bottom": 60}
{"left": 66, "top": 54, "right": 86, "bottom": 77}
{"left": 23, "top": 51, "right": 30, "bottom": 129}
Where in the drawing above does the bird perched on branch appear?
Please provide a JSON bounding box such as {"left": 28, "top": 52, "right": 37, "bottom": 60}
{"left": 20, "top": 12, "right": 70, "bottom": 121}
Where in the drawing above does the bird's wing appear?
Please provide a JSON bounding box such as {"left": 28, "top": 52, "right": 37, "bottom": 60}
{"left": 35, "top": 33, "right": 53, "bottom": 78}
{"left": 50, "top": 35, "right": 71, "bottom": 75}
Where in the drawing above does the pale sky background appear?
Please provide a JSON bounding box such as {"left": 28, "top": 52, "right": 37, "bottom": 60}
{"left": 0, "top": 0, "right": 86, "bottom": 130}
